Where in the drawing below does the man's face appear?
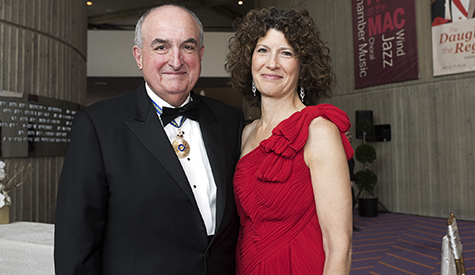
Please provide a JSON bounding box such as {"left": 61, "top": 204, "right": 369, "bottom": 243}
{"left": 133, "top": 6, "right": 204, "bottom": 106}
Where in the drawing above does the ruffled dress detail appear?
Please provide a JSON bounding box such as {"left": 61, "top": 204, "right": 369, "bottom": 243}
{"left": 233, "top": 104, "right": 353, "bottom": 275}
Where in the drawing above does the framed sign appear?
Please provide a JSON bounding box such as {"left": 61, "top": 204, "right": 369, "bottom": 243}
{"left": 0, "top": 91, "right": 82, "bottom": 157}
{"left": 431, "top": 0, "right": 475, "bottom": 76}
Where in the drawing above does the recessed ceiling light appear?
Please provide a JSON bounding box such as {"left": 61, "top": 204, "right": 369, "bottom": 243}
{"left": 86, "top": 1, "right": 93, "bottom": 6}
{"left": 238, "top": 1, "right": 243, "bottom": 5}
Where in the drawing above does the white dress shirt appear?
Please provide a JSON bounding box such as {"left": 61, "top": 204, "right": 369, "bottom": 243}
{"left": 146, "top": 84, "right": 217, "bottom": 235}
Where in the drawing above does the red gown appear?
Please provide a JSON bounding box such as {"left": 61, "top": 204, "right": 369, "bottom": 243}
{"left": 233, "top": 104, "right": 354, "bottom": 275}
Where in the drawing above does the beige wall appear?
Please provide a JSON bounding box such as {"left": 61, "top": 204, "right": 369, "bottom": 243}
{"left": 0, "top": 0, "right": 87, "bottom": 223}
{"left": 260, "top": 0, "right": 475, "bottom": 220}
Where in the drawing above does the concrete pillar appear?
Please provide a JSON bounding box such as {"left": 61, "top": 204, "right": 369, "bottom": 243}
{"left": 0, "top": 0, "right": 87, "bottom": 223}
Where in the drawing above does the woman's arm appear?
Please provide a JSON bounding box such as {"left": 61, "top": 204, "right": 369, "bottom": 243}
{"left": 304, "top": 117, "right": 352, "bottom": 275}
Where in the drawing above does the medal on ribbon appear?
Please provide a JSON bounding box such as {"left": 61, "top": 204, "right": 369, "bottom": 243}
{"left": 172, "top": 129, "right": 190, "bottom": 158}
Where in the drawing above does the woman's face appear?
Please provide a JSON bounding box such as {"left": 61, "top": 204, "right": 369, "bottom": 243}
{"left": 251, "top": 29, "right": 300, "bottom": 100}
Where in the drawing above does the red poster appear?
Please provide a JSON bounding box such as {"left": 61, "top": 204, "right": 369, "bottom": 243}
{"left": 351, "top": 0, "right": 419, "bottom": 89}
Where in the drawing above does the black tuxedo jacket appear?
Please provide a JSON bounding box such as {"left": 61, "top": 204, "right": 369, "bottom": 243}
{"left": 54, "top": 83, "right": 244, "bottom": 275}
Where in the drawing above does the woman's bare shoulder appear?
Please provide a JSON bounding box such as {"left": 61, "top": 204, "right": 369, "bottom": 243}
{"left": 308, "top": 116, "right": 339, "bottom": 139}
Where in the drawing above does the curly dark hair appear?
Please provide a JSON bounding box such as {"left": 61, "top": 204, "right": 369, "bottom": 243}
{"left": 225, "top": 7, "right": 336, "bottom": 106}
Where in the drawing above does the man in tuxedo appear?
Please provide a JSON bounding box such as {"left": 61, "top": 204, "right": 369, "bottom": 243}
{"left": 54, "top": 5, "right": 243, "bottom": 275}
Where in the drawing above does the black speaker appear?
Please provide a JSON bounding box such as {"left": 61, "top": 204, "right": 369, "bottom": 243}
{"left": 355, "top": 110, "right": 373, "bottom": 139}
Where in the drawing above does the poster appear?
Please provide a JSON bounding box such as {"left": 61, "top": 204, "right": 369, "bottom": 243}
{"left": 351, "top": 0, "right": 419, "bottom": 89}
{"left": 431, "top": 0, "right": 475, "bottom": 76}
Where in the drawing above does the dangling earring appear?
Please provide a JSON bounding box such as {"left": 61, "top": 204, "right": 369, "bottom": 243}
{"left": 252, "top": 81, "right": 257, "bottom": 97}
{"left": 300, "top": 86, "right": 305, "bottom": 101}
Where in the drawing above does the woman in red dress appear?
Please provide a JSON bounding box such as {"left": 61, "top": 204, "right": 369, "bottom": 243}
{"left": 226, "top": 7, "right": 353, "bottom": 275}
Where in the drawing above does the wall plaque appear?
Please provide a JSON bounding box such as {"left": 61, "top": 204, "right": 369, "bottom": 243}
{"left": 0, "top": 91, "right": 82, "bottom": 157}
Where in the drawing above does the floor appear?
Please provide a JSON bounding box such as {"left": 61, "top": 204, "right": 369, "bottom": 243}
{"left": 351, "top": 211, "right": 475, "bottom": 275}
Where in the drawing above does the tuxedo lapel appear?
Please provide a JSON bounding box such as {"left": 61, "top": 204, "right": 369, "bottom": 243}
{"left": 124, "top": 87, "right": 198, "bottom": 209}
{"left": 194, "top": 94, "right": 228, "bottom": 233}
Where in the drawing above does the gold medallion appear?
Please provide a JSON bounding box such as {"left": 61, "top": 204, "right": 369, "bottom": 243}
{"left": 172, "top": 130, "right": 190, "bottom": 158}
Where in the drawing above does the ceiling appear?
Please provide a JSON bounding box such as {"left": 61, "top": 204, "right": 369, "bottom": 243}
{"left": 86, "top": 0, "right": 256, "bottom": 31}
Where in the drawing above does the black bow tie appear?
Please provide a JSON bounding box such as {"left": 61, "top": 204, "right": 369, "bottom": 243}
{"left": 160, "top": 100, "right": 200, "bottom": 126}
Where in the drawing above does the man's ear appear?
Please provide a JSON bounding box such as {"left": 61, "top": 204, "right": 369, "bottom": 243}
{"left": 132, "top": 46, "right": 143, "bottom": 70}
